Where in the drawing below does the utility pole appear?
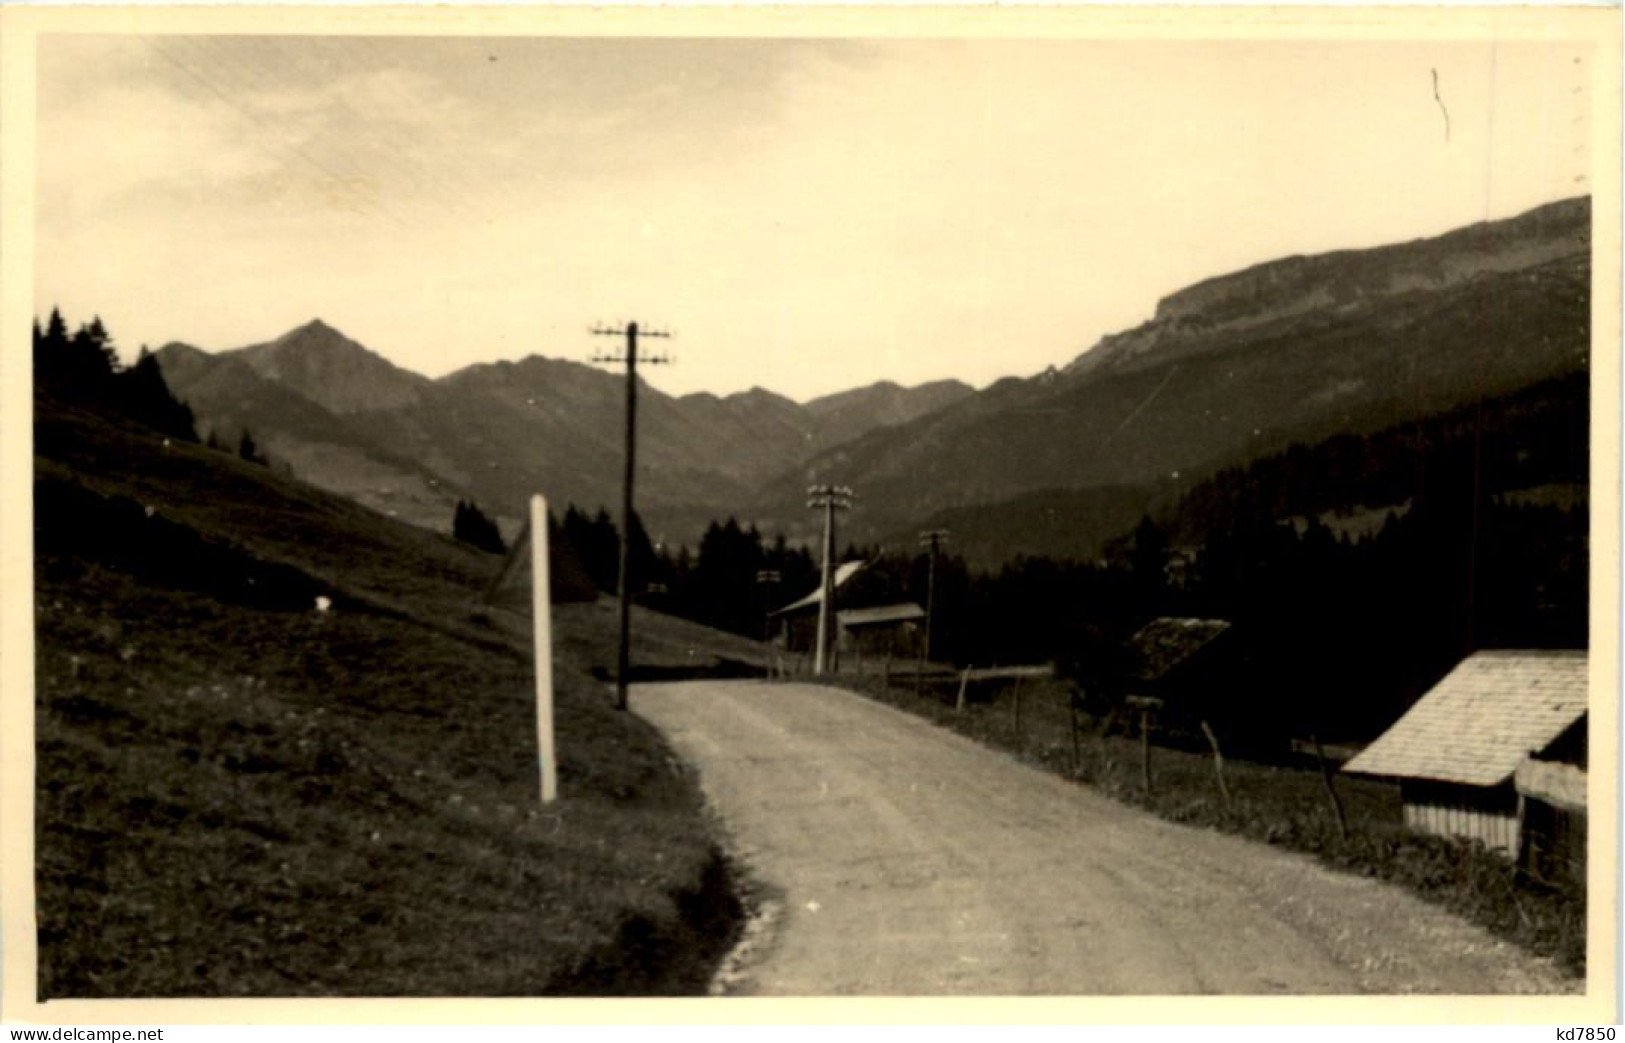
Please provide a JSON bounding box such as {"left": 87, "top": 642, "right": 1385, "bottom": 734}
{"left": 590, "top": 321, "right": 672, "bottom": 711}
{"left": 806, "top": 484, "right": 852, "bottom": 676}
{"left": 917, "top": 529, "right": 950, "bottom": 687}
{"left": 756, "top": 569, "right": 781, "bottom": 678}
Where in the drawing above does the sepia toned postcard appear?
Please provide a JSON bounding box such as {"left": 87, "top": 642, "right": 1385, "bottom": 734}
{"left": 1, "top": 2, "right": 1619, "bottom": 1026}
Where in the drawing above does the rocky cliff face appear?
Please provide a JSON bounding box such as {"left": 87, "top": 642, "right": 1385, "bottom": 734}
{"left": 754, "top": 196, "right": 1592, "bottom": 545}
{"left": 1068, "top": 197, "right": 1589, "bottom": 379}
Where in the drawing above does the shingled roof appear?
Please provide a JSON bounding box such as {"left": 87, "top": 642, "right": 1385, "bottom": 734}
{"left": 1125, "top": 618, "right": 1232, "bottom": 684}
{"left": 838, "top": 603, "right": 925, "bottom": 629}
{"left": 770, "top": 560, "right": 866, "bottom": 617}
{"left": 1344, "top": 650, "right": 1588, "bottom": 787}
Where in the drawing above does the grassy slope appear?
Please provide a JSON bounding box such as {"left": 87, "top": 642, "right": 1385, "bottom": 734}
{"left": 34, "top": 392, "right": 746, "bottom": 998}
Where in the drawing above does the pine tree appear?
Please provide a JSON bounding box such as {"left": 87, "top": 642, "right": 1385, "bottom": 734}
{"left": 453, "top": 499, "right": 506, "bottom": 554}
{"left": 117, "top": 347, "right": 198, "bottom": 442}
{"left": 34, "top": 307, "right": 87, "bottom": 389}
{"left": 43, "top": 308, "right": 68, "bottom": 355}
{"left": 60, "top": 318, "right": 119, "bottom": 395}
{"left": 238, "top": 429, "right": 265, "bottom": 466}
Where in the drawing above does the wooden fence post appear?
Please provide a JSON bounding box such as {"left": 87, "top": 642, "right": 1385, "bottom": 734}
{"left": 1140, "top": 710, "right": 1153, "bottom": 795}
{"left": 955, "top": 666, "right": 971, "bottom": 714}
{"left": 1311, "top": 732, "right": 1350, "bottom": 839}
{"left": 1069, "top": 695, "right": 1083, "bottom": 774}
{"left": 1013, "top": 677, "right": 1025, "bottom": 744}
{"left": 1199, "top": 719, "right": 1231, "bottom": 809}
{"left": 1098, "top": 709, "right": 1117, "bottom": 778}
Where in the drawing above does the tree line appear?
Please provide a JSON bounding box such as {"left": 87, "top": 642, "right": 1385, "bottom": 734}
{"left": 34, "top": 308, "right": 199, "bottom": 445}
{"left": 622, "top": 372, "right": 1586, "bottom": 745}
{"left": 547, "top": 509, "right": 820, "bottom": 637}
{"left": 33, "top": 307, "right": 278, "bottom": 468}
{"left": 46, "top": 302, "right": 1578, "bottom": 745}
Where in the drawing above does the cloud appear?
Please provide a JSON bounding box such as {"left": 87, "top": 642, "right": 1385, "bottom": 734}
{"left": 32, "top": 35, "right": 1591, "bottom": 398}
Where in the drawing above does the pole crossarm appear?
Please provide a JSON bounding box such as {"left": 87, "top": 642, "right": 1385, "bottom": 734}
{"left": 806, "top": 484, "right": 854, "bottom": 510}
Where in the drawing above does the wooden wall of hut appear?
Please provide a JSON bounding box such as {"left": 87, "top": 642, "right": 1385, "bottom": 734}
{"left": 1399, "top": 779, "right": 1520, "bottom": 854}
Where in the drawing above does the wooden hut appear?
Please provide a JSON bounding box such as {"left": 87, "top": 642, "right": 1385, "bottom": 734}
{"left": 837, "top": 603, "right": 926, "bottom": 663}
{"left": 1514, "top": 709, "right": 1588, "bottom": 884}
{"left": 1076, "top": 617, "right": 1237, "bottom": 796}
{"left": 768, "top": 560, "right": 866, "bottom": 656}
{"left": 1343, "top": 650, "right": 1587, "bottom": 860}
{"left": 1118, "top": 617, "right": 1237, "bottom": 732}
{"left": 1125, "top": 618, "right": 1233, "bottom": 695}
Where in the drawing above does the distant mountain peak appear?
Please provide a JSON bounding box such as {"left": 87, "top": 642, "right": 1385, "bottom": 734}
{"left": 728, "top": 386, "right": 798, "bottom": 408}
{"left": 154, "top": 340, "right": 208, "bottom": 360}
{"left": 268, "top": 318, "right": 363, "bottom": 352}
{"left": 229, "top": 320, "right": 429, "bottom": 415}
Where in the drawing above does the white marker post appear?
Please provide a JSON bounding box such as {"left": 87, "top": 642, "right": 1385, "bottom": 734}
{"left": 530, "top": 495, "right": 557, "bottom": 804}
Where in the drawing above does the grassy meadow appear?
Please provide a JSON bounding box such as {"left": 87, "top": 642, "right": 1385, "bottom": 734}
{"left": 33, "top": 391, "right": 750, "bottom": 997}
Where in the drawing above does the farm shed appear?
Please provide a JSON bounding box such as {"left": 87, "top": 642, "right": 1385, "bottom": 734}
{"left": 1343, "top": 650, "right": 1587, "bottom": 863}
{"left": 1118, "top": 618, "right": 1243, "bottom": 730}
{"left": 1125, "top": 618, "right": 1233, "bottom": 694}
{"left": 1514, "top": 710, "right": 1588, "bottom": 884}
{"left": 769, "top": 560, "right": 866, "bottom": 655}
{"left": 836, "top": 603, "right": 926, "bottom": 661}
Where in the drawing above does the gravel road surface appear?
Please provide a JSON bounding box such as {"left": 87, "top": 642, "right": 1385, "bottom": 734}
{"left": 634, "top": 680, "right": 1575, "bottom": 996}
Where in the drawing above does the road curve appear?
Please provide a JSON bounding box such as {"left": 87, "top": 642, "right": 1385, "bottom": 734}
{"left": 633, "top": 680, "right": 1573, "bottom": 996}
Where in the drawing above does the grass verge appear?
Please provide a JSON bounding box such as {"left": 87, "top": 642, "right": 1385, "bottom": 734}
{"left": 824, "top": 667, "right": 1585, "bottom": 979}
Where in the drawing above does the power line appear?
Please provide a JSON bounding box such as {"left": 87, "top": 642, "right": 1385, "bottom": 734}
{"left": 140, "top": 38, "right": 410, "bottom": 229}
{"left": 590, "top": 321, "right": 673, "bottom": 711}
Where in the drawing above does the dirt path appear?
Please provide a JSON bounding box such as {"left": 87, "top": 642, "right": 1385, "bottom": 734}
{"left": 633, "top": 680, "right": 1575, "bottom": 996}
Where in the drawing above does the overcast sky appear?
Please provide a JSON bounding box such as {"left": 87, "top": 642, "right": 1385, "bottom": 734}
{"left": 35, "top": 34, "right": 1590, "bottom": 400}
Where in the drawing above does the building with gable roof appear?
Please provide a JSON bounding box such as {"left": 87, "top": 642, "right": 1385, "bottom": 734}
{"left": 1343, "top": 650, "right": 1587, "bottom": 867}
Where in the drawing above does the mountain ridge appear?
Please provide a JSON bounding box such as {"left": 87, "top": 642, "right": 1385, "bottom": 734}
{"left": 156, "top": 194, "right": 1591, "bottom": 559}
{"left": 158, "top": 331, "right": 981, "bottom": 541}
{"left": 1066, "top": 196, "right": 1588, "bottom": 381}
{"left": 750, "top": 195, "right": 1590, "bottom": 545}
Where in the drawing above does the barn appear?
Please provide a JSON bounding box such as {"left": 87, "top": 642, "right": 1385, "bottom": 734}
{"left": 1343, "top": 650, "right": 1587, "bottom": 865}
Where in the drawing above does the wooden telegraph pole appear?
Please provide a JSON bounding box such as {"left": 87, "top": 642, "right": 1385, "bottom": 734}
{"left": 591, "top": 321, "right": 672, "bottom": 711}
{"left": 756, "top": 569, "right": 781, "bottom": 678}
{"left": 916, "top": 529, "right": 949, "bottom": 695}
{"left": 806, "top": 484, "right": 852, "bottom": 677}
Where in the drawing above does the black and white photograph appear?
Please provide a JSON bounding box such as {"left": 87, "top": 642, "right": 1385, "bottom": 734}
{"left": 2, "top": 4, "right": 1618, "bottom": 1021}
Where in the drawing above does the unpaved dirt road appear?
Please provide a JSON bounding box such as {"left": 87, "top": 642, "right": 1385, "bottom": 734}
{"left": 635, "top": 680, "right": 1575, "bottom": 996}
